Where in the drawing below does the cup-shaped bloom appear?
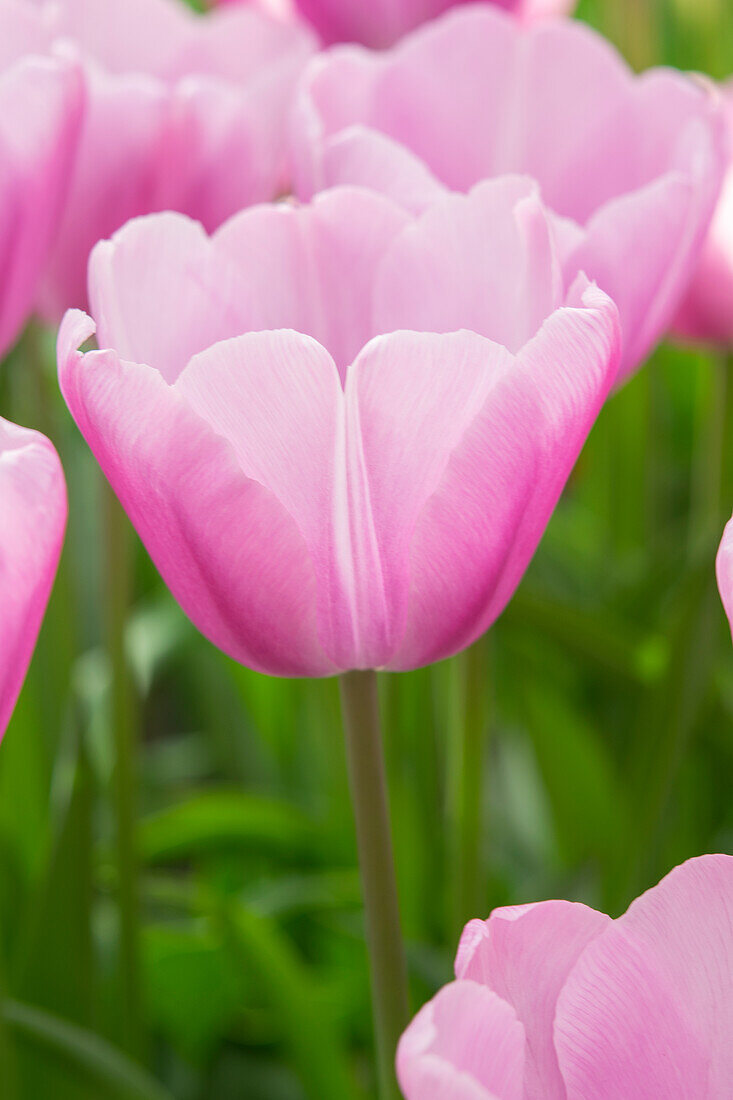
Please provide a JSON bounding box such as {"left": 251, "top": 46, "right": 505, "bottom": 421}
{"left": 674, "top": 82, "right": 733, "bottom": 346}
{"left": 0, "top": 1, "right": 83, "bottom": 357}
{"left": 23, "top": 0, "right": 315, "bottom": 319}
{"left": 289, "top": 0, "right": 576, "bottom": 48}
{"left": 59, "top": 180, "right": 619, "bottom": 676}
{"left": 398, "top": 853, "right": 733, "bottom": 1099}
{"left": 0, "top": 418, "right": 67, "bottom": 739}
{"left": 293, "top": 5, "right": 726, "bottom": 381}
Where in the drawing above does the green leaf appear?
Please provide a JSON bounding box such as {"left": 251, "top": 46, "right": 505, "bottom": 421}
{"left": 138, "top": 790, "right": 322, "bottom": 864}
{"left": 3, "top": 1000, "right": 173, "bottom": 1100}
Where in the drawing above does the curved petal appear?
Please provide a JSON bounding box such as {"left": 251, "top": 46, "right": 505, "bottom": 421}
{"left": 716, "top": 515, "right": 733, "bottom": 638}
{"left": 87, "top": 190, "right": 409, "bottom": 382}
{"left": 555, "top": 854, "right": 733, "bottom": 1099}
{"left": 397, "top": 981, "right": 525, "bottom": 1100}
{"left": 58, "top": 310, "right": 333, "bottom": 677}
{"left": 0, "top": 419, "right": 66, "bottom": 739}
{"left": 374, "top": 177, "right": 563, "bottom": 352}
{"left": 0, "top": 55, "right": 83, "bottom": 355}
{"left": 455, "top": 902, "right": 610, "bottom": 1100}
{"left": 383, "top": 281, "right": 619, "bottom": 670}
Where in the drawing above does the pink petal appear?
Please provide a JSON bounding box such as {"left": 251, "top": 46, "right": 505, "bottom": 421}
{"left": 0, "top": 418, "right": 66, "bottom": 739}
{"left": 294, "top": 6, "right": 726, "bottom": 379}
{"left": 87, "top": 191, "right": 409, "bottom": 382}
{"left": 58, "top": 310, "right": 334, "bottom": 678}
{"left": 0, "top": 54, "right": 83, "bottom": 356}
{"left": 716, "top": 515, "right": 733, "bottom": 637}
{"left": 398, "top": 981, "right": 525, "bottom": 1100}
{"left": 555, "top": 854, "right": 733, "bottom": 1099}
{"left": 455, "top": 902, "right": 610, "bottom": 1100}
{"left": 36, "top": 2, "right": 315, "bottom": 318}
{"left": 374, "top": 177, "right": 563, "bottom": 352}
{"left": 384, "top": 281, "right": 619, "bottom": 670}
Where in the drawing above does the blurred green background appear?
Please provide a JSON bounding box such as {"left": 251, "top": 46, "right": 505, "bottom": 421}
{"left": 1, "top": 0, "right": 732, "bottom": 1097}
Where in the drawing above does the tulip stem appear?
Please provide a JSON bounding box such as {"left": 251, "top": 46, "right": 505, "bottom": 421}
{"left": 104, "top": 486, "right": 142, "bottom": 1058}
{"left": 339, "top": 671, "right": 409, "bottom": 1100}
{"left": 448, "top": 638, "right": 490, "bottom": 941}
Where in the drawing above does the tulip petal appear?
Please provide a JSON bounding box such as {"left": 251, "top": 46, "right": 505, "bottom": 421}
{"left": 58, "top": 310, "right": 333, "bottom": 677}
{"left": 88, "top": 191, "right": 409, "bottom": 382}
{"left": 0, "top": 55, "right": 82, "bottom": 356}
{"left": 455, "top": 903, "right": 610, "bottom": 1100}
{"left": 0, "top": 419, "right": 66, "bottom": 739}
{"left": 374, "top": 177, "right": 563, "bottom": 352}
{"left": 716, "top": 515, "right": 733, "bottom": 637}
{"left": 382, "top": 282, "right": 619, "bottom": 670}
{"left": 555, "top": 854, "right": 733, "bottom": 1099}
{"left": 397, "top": 981, "right": 525, "bottom": 1100}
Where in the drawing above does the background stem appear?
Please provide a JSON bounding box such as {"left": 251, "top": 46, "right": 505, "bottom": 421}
{"left": 339, "top": 671, "right": 409, "bottom": 1100}
{"left": 104, "top": 486, "right": 142, "bottom": 1058}
{"left": 447, "top": 638, "right": 490, "bottom": 942}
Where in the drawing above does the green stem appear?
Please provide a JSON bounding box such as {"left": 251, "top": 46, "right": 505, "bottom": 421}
{"left": 339, "top": 671, "right": 409, "bottom": 1100}
{"left": 447, "top": 639, "right": 490, "bottom": 942}
{"left": 104, "top": 486, "right": 142, "bottom": 1057}
{"left": 0, "top": 947, "right": 20, "bottom": 1100}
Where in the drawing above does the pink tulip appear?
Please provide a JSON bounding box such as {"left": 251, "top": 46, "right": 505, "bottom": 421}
{"left": 0, "top": 1, "right": 83, "bottom": 357}
{"left": 20, "top": 0, "right": 315, "bottom": 319}
{"left": 0, "top": 418, "right": 67, "bottom": 739}
{"left": 674, "top": 82, "right": 733, "bottom": 347}
{"left": 290, "top": 0, "right": 576, "bottom": 48}
{"left": 717, "top": 514, "right": 733, "bottom": 636}
{"left": 293, "top": 5, "right": 727, "bottom": 381}
{"left": 59, "top": 179, "right": 619, "bottom": 676}
{"left": 398, "top": 854, "right": 733, "bottom": 1099}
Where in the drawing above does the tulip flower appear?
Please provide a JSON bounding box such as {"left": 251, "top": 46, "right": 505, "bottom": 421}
{"left": 0, "top": 418, "right": 67, "bottom": 739}
{"left": 58, "top": 179, "right": 619, "bottom": 678}
{"left": 20, "top": 0, "right": 315, "bottom": 318}
{"left": 59, "top": 178, "right": 618, "bottom": 1098}
{"left": 0, "top": 1, "right": 83, "bottom": 358}
{"left": 293, "top": 5, "right": 726, "bottom": 381}
{"left": 398, "top": 853, "right": 733, "bottom": 1099}
{"left": 674, "top": 82, "right": 733, "bottom": 347}
{"left": 290, "top": 0, "right": 576, "bottom": 48}
{"left": 717, "top": 514, "right": 733, "bottom": 636}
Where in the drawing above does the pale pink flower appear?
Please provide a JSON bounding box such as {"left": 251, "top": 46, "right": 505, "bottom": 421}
{"left": 19, "top": 0, "right": 315, "bottom": 318}
{"left": 293, "top": 5, "right": 727, "bottom": 381}
{"left": 716, "top": 514, "right": 733, "bottom": 637}
{"left": 0, "top": 417, "right": 67, "bottom": 739}
{"left": 209, "top": 0, "right": 575, "bottom": 46}
{"left": 674, "top": 81, "right": 733, "bottom": 346}
{"left": 59, "top": 179, "right": 619, "bottom": 676}
{"left": 399, "top": 854, "right": 733, "bottom": 1100}
{"left": 0, "top": 0, "right": 83, "bottom": 357}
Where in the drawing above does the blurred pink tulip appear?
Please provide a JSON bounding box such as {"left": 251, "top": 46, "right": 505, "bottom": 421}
{"left": 674, "top": 82, "right": 733, "bottom": 347}
{"left": 20, "top": 0, "right": 315, "bottom": 318}
{"left": 717, "top": 514, "right": 733, "bottom": 637}
{"left": 0, "top": 1, "right": 83, "bottom": 357}
{"left": 209, "top": 0, "right": 575, "bottom": 45}
{"left": 293, "top": 5, "right": 727, "bottom": 381}
{"left": 0, "top": 418, "right": 67, "bottom": 739}
{"left": 59, "top": 180, "right": 619, "bottom": 676}
{"left": 398, "top": 854, "right": 733, "bottom": 1100}
{"left": 292, "top": 0, "right": 576, "bottom": 48}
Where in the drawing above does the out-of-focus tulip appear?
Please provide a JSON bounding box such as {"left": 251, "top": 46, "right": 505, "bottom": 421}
{"left": 0, "top": 1, "right": 83, "bottom": 358}
{"left": 398, "top": 854, "right": 733, "bottom": 1099}
{"left": 0, "top": 418, "right": 67, "bottom": 739}
{"left": 674, "top": 82, "right": 733, "bottom": 347}
{"left": 293, "top": 5, "right": 726, "bottom": 381}
{"left": 291, "top": 0, "right": 576, "bottom": 48}
{"left": 717, "top": 514, "right": 733, "bottom": 636}
{"left": 59, "top": 180, "right": 619, "bottom": 677}
{"left": 18, "top": 0, "right": 315, "bottom": 318}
